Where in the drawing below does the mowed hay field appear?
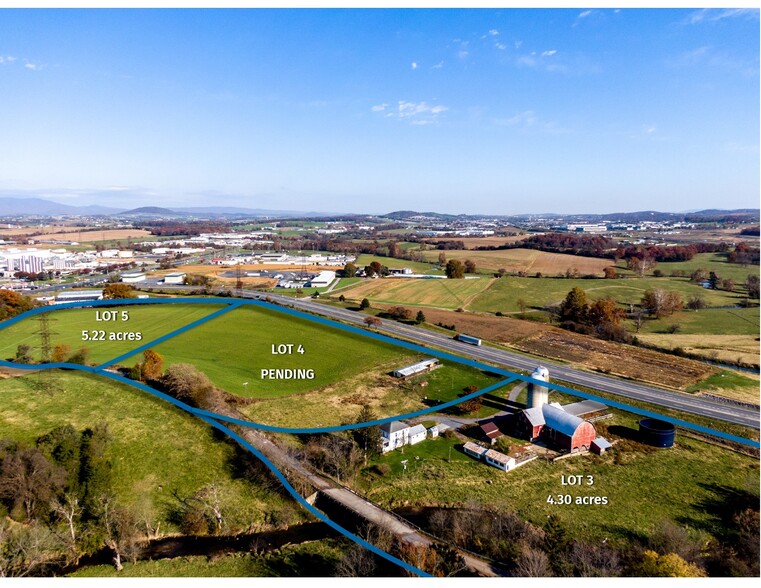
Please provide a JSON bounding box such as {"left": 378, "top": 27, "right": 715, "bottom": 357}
{"left": 339, "top": 277, "right": 493, "bottom": 309}
{"left": 0, "top": 303, "right": 228, "bottom": 364}
{"left": 637, "top": 333, "right": 760, "bottom": 369}
{"left": 126, "top": 304, "right": 422, "bottom": 398}
{"left": 414, "top": 307, "right": 715, "bottom": 390}
{"left": 421, "top": 248, "right": 615, "bottom": 276}
{"left": 0, "top": 371, "right": 294, "bottom": 530}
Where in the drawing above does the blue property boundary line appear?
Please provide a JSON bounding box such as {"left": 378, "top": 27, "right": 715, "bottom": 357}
{"left": 96, "top": 302, "right": 243, "bottom": 370}
{"left": 1, "top": 297, "right": 758, "bottom": 446}
{"left": 194, "top": 414, "right": 433, "bottom": 578}
{"left": 0, "top": 359, "right": 429, "bottom": 577}
{"left": 0, "top": 297, "right": 758, "bottom": 574}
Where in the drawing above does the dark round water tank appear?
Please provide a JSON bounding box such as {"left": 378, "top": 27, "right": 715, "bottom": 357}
{"left": 639, "top": 418, "right": 676, "bottom": 448}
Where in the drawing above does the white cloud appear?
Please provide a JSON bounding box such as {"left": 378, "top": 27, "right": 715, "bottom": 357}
{"left": 493, "top": 110, "right": 572, "bottom": 134}
{"left": 372, "top": 100, "right": 449, "bottom": 125}
{"left": 411, "top": 62, "right": 418, "bottom": 70}
{"left": 497, "top": 110, "right": 537, "bottom": 127}
{"left": 687, "top": 8, "right": 759, "bottom": 25}
{"left": 542, "top": 50, "right": 557, "bottom": 57}
{"left": 578, "top": 10, "right": 593, "bottom": 19}
{"left": 488, "top": 29, "right": 499, "bottom": 36}
{"left": 24, "top": 62, "right": 42, "bottom": 71}
{"left": 495, "top": 43, "right": 507, "bottom": 51}
{"left": 0, "top": 55, "right": 17, "bottom": 65}
{"left": 458, "top": 50, "right": 469, "bottom": 60}
{"left": 643, "top": 125, "right": 657, "bottom": 135}
{"left": 432, "top": 61, "right": 444, "bottom": 69}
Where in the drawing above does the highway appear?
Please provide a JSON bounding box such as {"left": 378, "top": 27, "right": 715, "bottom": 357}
{"left": 116, "top": 283, "right": 757, "bottom": 430}
{"left": 252, "top": 291, "right": 760, "bottom": 430}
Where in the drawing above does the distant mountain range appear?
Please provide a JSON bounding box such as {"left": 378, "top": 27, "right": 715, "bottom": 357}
{"left": 0, "top": 197, "right": 122, "bottom": 216}
{"left": 0, "top": 197, "right": 758, "bottom": 222}
{"left": 0, "top": 198, "right": 336, "bottom": 218}
{"left": 383, "top": 209, "right": 760, "bottom": 223}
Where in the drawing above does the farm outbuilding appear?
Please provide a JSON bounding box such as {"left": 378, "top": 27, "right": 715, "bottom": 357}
{"left": 479, "top": 421, "right": 503, "bottom": 445}
{"left": 591, "top": 437, "right": 612, "bottom": 455}
{"left": 392, "top": 358, "right": 440, "bottom": 378}
{"left": 542, "top": 404, "right": 597, "bottom": 453}
{"left": 483, "top": 449, "right": 515, "bottom": 471}
{"left": 463, "top": 442, "right": 488, "bottom": 460}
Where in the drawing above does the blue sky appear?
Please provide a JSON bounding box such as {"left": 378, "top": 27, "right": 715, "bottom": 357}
{"left": 0, "top": 8, "right": 758, "bottom": 214}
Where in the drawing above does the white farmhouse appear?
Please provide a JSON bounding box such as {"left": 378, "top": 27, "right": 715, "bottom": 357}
{"left": 380, "top": 421, "right": 409, "bottom": 452}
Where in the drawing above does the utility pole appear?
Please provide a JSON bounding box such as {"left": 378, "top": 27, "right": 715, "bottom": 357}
{"left": 34, "top": 312, "right": 58, "bottom": 394}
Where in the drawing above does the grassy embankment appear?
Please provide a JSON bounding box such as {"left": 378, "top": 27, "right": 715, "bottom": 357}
{"left": 0, "top": 371, "right": 298, "bottom": 531}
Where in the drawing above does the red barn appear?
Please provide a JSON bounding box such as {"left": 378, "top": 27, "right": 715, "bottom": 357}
{"left": 542, "top": 404, "right": 596, "bottom": 453}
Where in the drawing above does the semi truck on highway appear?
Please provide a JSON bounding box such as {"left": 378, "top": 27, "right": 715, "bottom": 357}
{"left": 456, "top": 333, "right": 482, "bottom": 346}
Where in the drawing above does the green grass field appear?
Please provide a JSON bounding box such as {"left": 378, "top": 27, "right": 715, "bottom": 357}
{"left": 123, "top": 304, "right": 424, "bottom": 398}
{"left": 356, "top": 410, "right": 760, "bottom": 545}
{"left": 470, "top": 276, "right": 744, "bottom": 314}
{"left": 0, "top": 371, "right": 296, "bottom": 531}
{"left": 637, "top": 307, "right": 759, "bottom": 336}
{"left": 355, "top": 254, "right": 442, "bottom": 275}
{"left": 70, "top": 539, "right": 345, "bottom": 577}
{"left": 656, "top": 252, "right": 760, "bottom": 283}
{"left": 0, "top": 303, "right": 227, "bottom": 365}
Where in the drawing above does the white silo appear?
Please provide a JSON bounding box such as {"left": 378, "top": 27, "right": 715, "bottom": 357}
{"left": 527, "top": 366, "right": 550, "bottom": 409}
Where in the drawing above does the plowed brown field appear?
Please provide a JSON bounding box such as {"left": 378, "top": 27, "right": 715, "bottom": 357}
{"left": 410, "top": 307, "right": 715, "bottom": 390}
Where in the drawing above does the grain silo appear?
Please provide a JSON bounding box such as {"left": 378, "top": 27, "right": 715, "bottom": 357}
{"left": 527, "top": 365, "right": 550, "bottom": 409}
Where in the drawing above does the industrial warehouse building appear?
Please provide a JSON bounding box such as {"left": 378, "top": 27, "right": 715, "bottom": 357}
{"left": 307, "top": 270, "right": 336, "bottom": 287}
{"left": 392, "top": 358, "right": 440, "bottom": 378}
{"left": 55, "top": 290, "right": 103, "bottom": 303}
{"left": 163, "top": 272, "right": 186, "bottom": 285}
{"left": 121, "top": 271, "right": 146, "bottom": 283}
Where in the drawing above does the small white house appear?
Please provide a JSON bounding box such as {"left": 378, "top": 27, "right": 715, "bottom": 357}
{"left": 427, "top": 425, "right": 439, "bottom": 439}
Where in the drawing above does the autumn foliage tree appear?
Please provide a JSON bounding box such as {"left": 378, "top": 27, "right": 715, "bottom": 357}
{"left": 140, "top": 349, "right": 164, "bottom": 382}
{"left": 0, "top": 289, "right": 36, "bottom": 321}
{"left": 445, "top": 259, "right": 465, "bottom": 279}
{"left": 641, "top": 289, "right": 683, "bottom": 318}
{"left": 103, "top": 283, "right": 136, "bottom": 299}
